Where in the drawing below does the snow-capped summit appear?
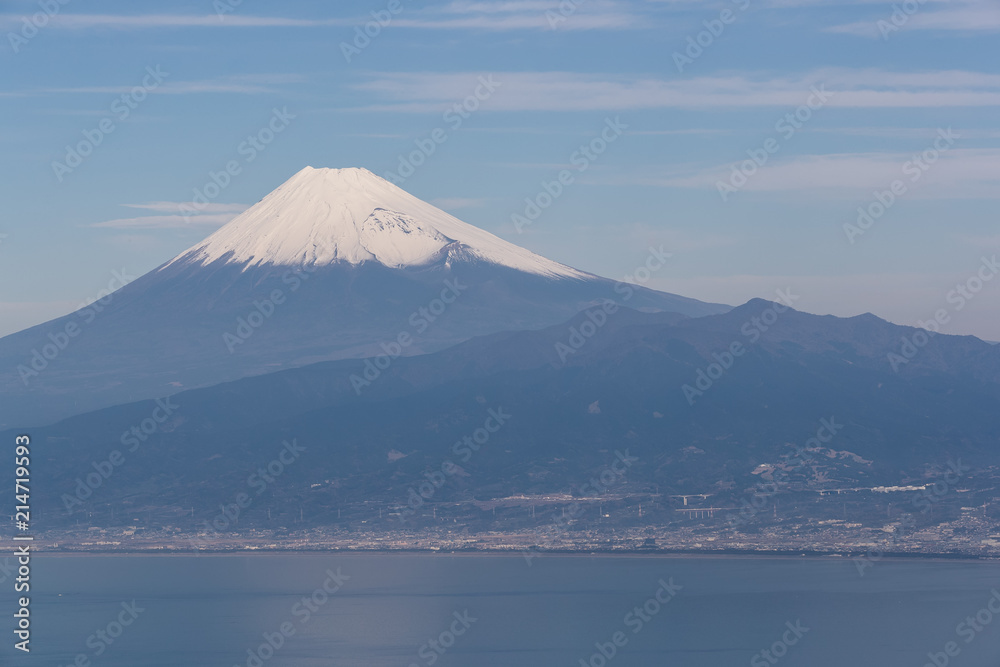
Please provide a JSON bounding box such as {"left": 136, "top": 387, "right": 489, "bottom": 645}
{"left": 169, "top": 166, "right": 587, "bottom": 279}
{"left": 0, "top": 167, "right": 730, "bottom": 428}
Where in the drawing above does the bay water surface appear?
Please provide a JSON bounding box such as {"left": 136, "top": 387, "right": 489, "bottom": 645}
{"left": 3, "top": 553, "right": 999, "bottom": 666}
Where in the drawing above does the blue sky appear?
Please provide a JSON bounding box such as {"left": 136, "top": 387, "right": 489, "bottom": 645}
{"left": 2, "top": 0, "right": 998, "bottom": 339}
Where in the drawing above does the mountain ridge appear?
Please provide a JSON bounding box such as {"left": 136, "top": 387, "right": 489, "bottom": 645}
{"left": 0, "top": 167, "right": 729, "bottom": 428}
{"left": 12, "top": 300, "right": 1000, "bottom": 536}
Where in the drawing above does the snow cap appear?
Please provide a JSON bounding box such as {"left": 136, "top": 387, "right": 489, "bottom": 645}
{"left": 168, "top": 166, "right": 586, "bottom": 279}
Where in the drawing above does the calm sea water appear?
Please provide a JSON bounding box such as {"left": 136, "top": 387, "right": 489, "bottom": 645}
{"left": 2, "top": 553, "right": 999, "bottom": 666}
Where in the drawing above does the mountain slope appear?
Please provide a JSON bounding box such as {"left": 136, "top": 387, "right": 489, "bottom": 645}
{"left": 0, "top": 167, "right": 728, "bottom": 428}
{"left": 15, "top": 300, "right": 1000, "bottom": 534}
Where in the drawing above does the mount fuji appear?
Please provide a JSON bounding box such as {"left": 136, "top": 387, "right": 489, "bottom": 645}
{"left": 0, "top": 167, "right": 728, "bottom": 427}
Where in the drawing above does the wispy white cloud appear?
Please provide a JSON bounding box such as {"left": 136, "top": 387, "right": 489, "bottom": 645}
{"left": 393, "top": 0, "right": 641, "bottom": 31}
{"left": 807, "top": 127, "right": 1000, "bottom": 140}
{"left": 828, "top": 4, "right": 1000, "bottom": 36}
{"left": 438, "top": 1, "right": 572, "bottom": 12}
{"left": 631, "top": 128, "right": 732, "bottom": 136}
{"left": 9, "top": 0, "right": 989, "bottom": 37}
{"left": 0, "top": 14, "right": 353, "bottom": 29}
{"left": 2, "top": 0, "right": 986, "bottom": 38}
{"left": 90, "top": 202, "right": 247, "bottom": 229}
{"left": 763, "top": 0, "right": 949, "bottom": 6}
{"left": 121, "top": 202, "right": 248, "bottom": 214}
{"left": 0, "top": 2, "right": 644, "bottom": 32}
{"left": 352, "top": 69, "right": 1000, "bottom": 112}
{"left": 657, "top": 148, "right": 1000, "bottom": 198}
{"left": 338, "top": 133, "right": 408, "bottom": 139}
{"left": 90, "top": 214, "right": 235, "bottom": 229}
{"left": 34, "top": 74, "right": 305, "bottom": 96}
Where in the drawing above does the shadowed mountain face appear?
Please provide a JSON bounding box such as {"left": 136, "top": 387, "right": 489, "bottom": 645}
{"left": 14, "top": 300, "right": 1000, "bottom": 530}
{"left": 0, "top": 168, "right": 727, "bottom": 428}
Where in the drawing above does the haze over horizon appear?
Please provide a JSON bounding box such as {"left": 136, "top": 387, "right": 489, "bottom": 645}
{"left": 2, "top": 0, "right": 999, "bottom": 340}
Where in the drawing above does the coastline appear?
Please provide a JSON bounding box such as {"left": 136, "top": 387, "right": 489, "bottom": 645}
{"left": 23, "top": 547, "right": 1000, "bottom": 563}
